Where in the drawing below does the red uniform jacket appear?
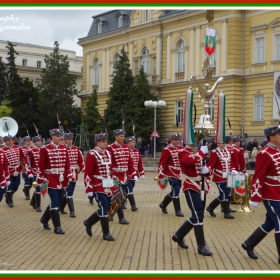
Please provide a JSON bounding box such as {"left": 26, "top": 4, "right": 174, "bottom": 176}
{"left": 107, "top": 142, "right": 136, "bottom": 185}
{"left": 158, "top": 144, "right": 184, "bottom": 180}
{"left": 21, "top": 145, "right": 32, "bottom": 176}
{"left": 232, "top": 144, "right": 246, "bottom": 173}
{"left": 251, "top": 143, "right": 280, "bottom": 202}
{"left": 128, "top": 148, "right": 144, "bottom": 179}
{"left": 0, "top": 150, "right": 9, "bottom": 187}
{"left": 207, "top": 147, "right": 236, "bottom": 183}
{"left": 84, "top": 147, "right": 114, "bottom": 196}
{"left": 65, "top": 145, "right": 85, "bottom": 182}
{"left": 36, "top": 142, "right": 72, "bottom": 189}
{"left": 28, "top": 146, "right": 40, "bottom": 176}
{"left": 179, "top": 146, "right": 210, "bottom": 193}
{"left": 1, "top": 145, "right": 28, "bottom": 175}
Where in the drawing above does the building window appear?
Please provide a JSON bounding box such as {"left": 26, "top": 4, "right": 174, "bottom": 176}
{"left": 92, "top": 58, "right": 99, "bottom": 86}
{"left": 118, "top": 15, "right": 126, "bottom": 28}
{"left": 37, "top": 61, "right": 41, "bottom": 68}
{"left": 22, "top": 59, "right": 27, "bottom": 67}
{"left": 254, "top": 95, "right": 264, "bottom": 121}
{"left": 142, "top": 47, "right": 149, "bottom": 74}
{"left": 97, "top": 18, "right": 106, "bottom": 34}
{"left": 176, "top": 101, "right": 184, "bottom": 124}
{"left": 144, "top": 10, "right": 149, "bottom": 22}
{"left": 275, "top": 34, "right": 280, "bottom": 60}
{"left": 255, "top": 37, "right": 265, "bottom": 63}
{"left": 175, "top": 40, "right": 185, "bottom": 80}
{"left": 207, "top": 99, "right": 215, "bottom": 121}
{"left": 134, "top": 60, "right": 139, "bottom": 75}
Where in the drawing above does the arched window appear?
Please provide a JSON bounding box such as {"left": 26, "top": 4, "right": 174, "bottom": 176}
{"left": 142, "top": 47, "right": 150, "bottom": 74}
{"left": 92, "top": 58, "right": 99, "bottom": 86}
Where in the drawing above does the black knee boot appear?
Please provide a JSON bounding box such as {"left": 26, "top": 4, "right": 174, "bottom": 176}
{"left": 40, "top": 205, "right": 51, "bottom": 230}
{"left": 275, "top": 233, "right": 280, "bottom": 264}
{"left": 6, "top": 191, "right": 13, "bottom": 208}
{"left": 206, "top": 198, "right": 221, "bottom": 217}
{"left": 128, "top": 194, "right": 138, "bottom": 211}
{"left": 242, "top": 226, "right": 268, "bottom": 259}
{"left": 172, "top": 219, "right": 193, "bottom": 249}
{"left": 35, "top": 193, "right": 42, "bottom": 212}
{"left": 159, "top": 194, "right": 172, "bottom": 214}
{"left": 172, "top": 197, "right": 184, "bottom": 217}
{"left": 83, "top": 211, "right": 100, "bottom": 237}
{"left": 67, "top": 197, "right": 76, "bottom": 217}
{"left": 221, "top": 200, "right": 234, "bottom": 219}
{"left": 50, "top": 209, "right": 65, "bottom": 234}
{"left": 117, "top": 207, "right": 129, "bottom": 224}
{"left": 194, "top": 225, "right": 212, "bottom": 256}
{"left": 221, "top": 196, "right": 236, "bottom": 213}
{"left": 23, "top": 185, "right": 30, "bottom": 200}
{"left": 100, "top": 217, "right": 115, "bottom": 241}
{"left": 60, "top": 195, "right": 67, "bottom": 214}
{"left": 30, "top": 191, "right": 36, "bottom": 209}
{"left": 84, "top": 211, "right": 100, "bottom": 236}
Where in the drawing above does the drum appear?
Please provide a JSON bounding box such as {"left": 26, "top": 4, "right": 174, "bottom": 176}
{"left": 108, "top": 187, "right": 126, "bottom": 219}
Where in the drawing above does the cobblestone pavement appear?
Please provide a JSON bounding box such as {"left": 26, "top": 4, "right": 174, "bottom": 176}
{"left": 0, "top": 171, "right": 279, "bottom": 271}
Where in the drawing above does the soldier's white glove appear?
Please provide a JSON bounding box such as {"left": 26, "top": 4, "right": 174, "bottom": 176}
{"left": 250, "top": 201, "right": 259, "bottom": 207}
{"left": 244, "top": 172, "right": 249, "bottom": 177}
{"left": 201, "top": 166, "right": 209, "bottom": 174}
{"left": 6, "top": 181, "right": 11, "bottom": 187}
{"left": 206, "top": 180, "right": 210, "bottom": 184}
{"left": 87, "top": 192, "right": 94, "bottom": 197}
{"left": 28, "top": 174, "right": 34, "bottom": 178}
{"left": 134, "top": 176, "right": 139, "bottom": 182}
{"left": 200, "top": 146, "right": 208, "bottom": 154}
{"left": 140, "top": 175, "right": 145, "bottom": 180}
{"left": 232, "top": 170, "right": 238, "bottom": 174}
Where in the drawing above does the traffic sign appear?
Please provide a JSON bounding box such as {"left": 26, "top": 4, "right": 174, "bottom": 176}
{"left": 151, "top": 129, "right": 160, "bottom": 138}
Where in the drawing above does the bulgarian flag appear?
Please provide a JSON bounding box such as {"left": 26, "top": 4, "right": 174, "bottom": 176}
{"left": 41, "top": 181, "right": 48, "bottom": 197}
{"left": 205, "top": 27, "right": 216, "bottom": 56}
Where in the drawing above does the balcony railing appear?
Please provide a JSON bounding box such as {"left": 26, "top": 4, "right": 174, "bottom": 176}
{"left": 175, "top": 72, "right": 185, "bottom": 81}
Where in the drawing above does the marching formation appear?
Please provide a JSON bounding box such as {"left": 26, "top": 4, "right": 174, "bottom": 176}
{"left": 1, "top": 112, "right": 280, "bottom": 265}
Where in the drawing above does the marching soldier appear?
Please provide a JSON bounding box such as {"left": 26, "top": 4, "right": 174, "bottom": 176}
{"left": 206, "top": 92, "right": 238, "bottom": 220}
{"left": 107, "top": 129, "right": 137, "bottom": 225}
{"left": 124, "top": 135, "right": 145, "bottom": 211}
{"left": 1, "top": 134, "right": 28, "bottom": 207}
{"left": 158, "top": 134, "right": 184, "bottom": 217}
{"left": 38, "top": 129, "right": 72, "bottom": 234}
{"left": 21, "top": 136, "right": 33, "bottom": 200}
{"left": 0, "top": 149, "right": 9, "bottom": 203}
{"left": 83, "top": 133, "right": 115, "bottom": 241}
{"left": 60, "top": 133, "right": 85, "bottom": 217}
{"left": 242, "top": 126, "right": 280, "bottom": 264}
{"left": 172, "top": 89, "right": 212, "bottom": 256}
{"left": 28, "top": 135, "right": 43, "bottom": 212}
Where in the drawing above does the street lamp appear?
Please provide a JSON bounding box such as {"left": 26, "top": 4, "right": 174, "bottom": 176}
{"left": 144, "top": 99, "right": 167, "bottom": 169}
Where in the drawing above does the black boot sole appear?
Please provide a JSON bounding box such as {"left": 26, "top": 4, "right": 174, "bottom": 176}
{"left": 206, "top": 208, "right": 216, "bottom": 217}
{"left": 241, "top": 243, "right": 258, "bottom": 259}
{"left": 83, "top": 220, "right": 92, "bottom": 236}
{"left": 172, "top": 235, "right": 188, "bottom": 249}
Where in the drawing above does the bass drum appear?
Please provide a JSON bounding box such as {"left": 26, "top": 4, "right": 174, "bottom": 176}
{"left": 0, "top": 117, "right": 18, "bottom": 137}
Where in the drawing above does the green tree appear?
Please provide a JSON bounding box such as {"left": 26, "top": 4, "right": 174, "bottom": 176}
{"left": 10, "top": 78, "right": 40, "bottom": 136}
{"left": 5, "top": 41, "right": 21, "bottom": 101}
{"left": 0, "top": 57, "right": 7, "bottom": 103}
{"left": 125, "top": 66, "right": 161, "bottom": 141}
{"left": 83, "top": 89, "right": 104, "bottom": 143}
{"left": 0, "top": 101, "right": 12, "bottom": 118}
{"left": 38, "top": 41, "right": 80, "bottom": 136}
{"left": 105, "top": 47, "right": 134, "bottom": 141}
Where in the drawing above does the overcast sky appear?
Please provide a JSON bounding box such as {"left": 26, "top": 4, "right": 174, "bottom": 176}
{"left": 0, "top": 9, "right": 110, "bottom": 56}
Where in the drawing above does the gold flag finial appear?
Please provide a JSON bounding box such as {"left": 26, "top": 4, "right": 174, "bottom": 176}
{"left": 206, "top": 10, "right": 214, "bottom": 25}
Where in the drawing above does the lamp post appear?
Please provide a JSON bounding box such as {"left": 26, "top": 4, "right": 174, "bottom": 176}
{"left": 144, "top": 100, "right": 167, "bottom": 169}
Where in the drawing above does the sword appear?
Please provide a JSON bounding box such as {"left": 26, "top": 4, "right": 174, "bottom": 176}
{"left": 33, "top": 123, "right": 40, "bottom": 136}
